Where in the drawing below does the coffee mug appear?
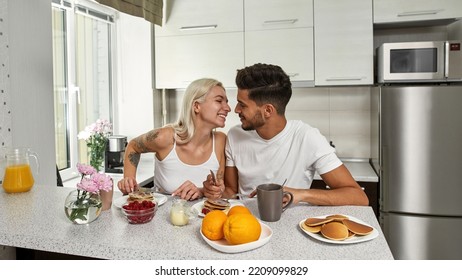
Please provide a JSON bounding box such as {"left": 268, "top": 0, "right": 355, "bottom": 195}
{"left": 257, "top": 183, "right": 293, "bottom": 222}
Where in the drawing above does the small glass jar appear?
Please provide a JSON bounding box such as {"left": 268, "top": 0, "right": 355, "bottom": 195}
{"left": 170, "top": 198, "right": 195, "bottom": 226}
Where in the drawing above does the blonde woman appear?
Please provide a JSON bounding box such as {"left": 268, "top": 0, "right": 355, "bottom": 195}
{"left": 117, "top": 78, "right": 231, "bottom": 200}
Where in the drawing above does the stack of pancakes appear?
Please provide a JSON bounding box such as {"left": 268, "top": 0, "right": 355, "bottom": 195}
{"left": 128, "top": 191, "right": 154, "bottom": 202}
{"left": 203, "top": 198, "right": 230, "bottom": 213}
{"left": 301, "top": 214, "right": 373, "bottom": 241}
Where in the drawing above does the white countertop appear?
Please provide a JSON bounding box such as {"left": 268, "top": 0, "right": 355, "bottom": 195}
{"left": 0, "top": 186, "right": 393, "bottom": 260}
{"left": 314, "top": 159, "right": 379, "bottom": 183}
{"left": 62, "top": 159, "right": 154, "bottom": 190}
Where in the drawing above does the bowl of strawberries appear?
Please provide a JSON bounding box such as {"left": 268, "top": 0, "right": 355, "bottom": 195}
{"left": 121, "top": 200, "right": 157, "bottom": 224}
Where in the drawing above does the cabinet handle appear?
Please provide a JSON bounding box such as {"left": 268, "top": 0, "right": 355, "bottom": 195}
{"left": 180, "top": 24, "right": 217, "bottom": 31}
{"left": 287, "top": 73, "right": 299, "bottom": 77}
{"left": 397, "top": 9, "right": 444, "bottom": 17}
{"left": 325, "top": 77, "right": 363, "bottom": 81}
{"left": 263, "top": 19, "right": 298, "bottom": 25}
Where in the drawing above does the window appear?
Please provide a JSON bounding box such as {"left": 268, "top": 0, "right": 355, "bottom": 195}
{"left": 52, "top": 0, "right": 116, "bottom": 180}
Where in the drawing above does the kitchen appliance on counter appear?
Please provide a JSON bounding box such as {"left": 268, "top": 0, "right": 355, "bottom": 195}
{"left": 371, "top": 85, "right": 462, "bottom": 259}
{"left": 105, "top": 135, "right": 127, "bottom": 174}
{"left": 377, "top": 41, "right": 462, "bottom": 83}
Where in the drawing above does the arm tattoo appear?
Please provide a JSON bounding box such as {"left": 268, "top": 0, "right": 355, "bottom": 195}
{"left": 146, "top": 130, "right": 159, "bottom": 142}
{"left": 134, "top": 136, "right": 149, "bottom": 153}
{"left": 134, "top": 130, "right": 159, "bottom": 153}
{"left": 128, "top": 152, "right": 140, "bottom": 168}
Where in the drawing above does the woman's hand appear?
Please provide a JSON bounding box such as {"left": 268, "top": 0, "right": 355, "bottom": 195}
{"left": 117, "top": 177, "right": 139, "bottom": 195}
{"left": 172, "top": 180, "right": 203, "bottom": 201}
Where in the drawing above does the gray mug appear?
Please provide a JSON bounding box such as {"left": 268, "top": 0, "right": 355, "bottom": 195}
{"left": 257, "top": 183, "right": 293, "bottom": 222}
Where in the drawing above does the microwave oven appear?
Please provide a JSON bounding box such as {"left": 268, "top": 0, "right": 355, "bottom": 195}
{"left": 377, "top": 41, "right": 462, "bottom": 83}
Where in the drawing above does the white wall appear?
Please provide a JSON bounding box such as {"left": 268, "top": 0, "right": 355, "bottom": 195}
{"left": 6, "top": 0, "right": 56, "bottom": 185}
{"left": 0, "top": 0, "right": 12, "bottom": 155}
{"left": 113, "top": 13, "right": 154, "bottom": 141}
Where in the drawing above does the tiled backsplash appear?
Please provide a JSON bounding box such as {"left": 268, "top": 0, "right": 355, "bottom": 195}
{"left": 167, "top": 86, "right": 371, "bottom": 159}
{"left": 0, "top": 0, "right": 12, "bottom": 151}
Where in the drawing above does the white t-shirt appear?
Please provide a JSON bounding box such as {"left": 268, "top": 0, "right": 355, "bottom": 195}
{"left": 225, "top": 120, "right": 342, "bottom": 195}
{"left": 154, "top": 134, "right": 219, "bottom": 194}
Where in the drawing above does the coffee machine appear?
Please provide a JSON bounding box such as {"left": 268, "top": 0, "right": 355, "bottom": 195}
{"left": 105, "top": 135, "right": 127, "bottom": 173}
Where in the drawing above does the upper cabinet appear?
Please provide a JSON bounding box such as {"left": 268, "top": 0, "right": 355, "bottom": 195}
{"left": 244, "top": 0, "right": 314, "bottom": 86}
{"left": 155, "top": 0, "right": 243, "bottom": 36}
{"left": 154, "top": 0, "right": 244, "bottom": 89}
{"left": 374, "top": 0, "right": 462, "bottom": 25}
{"left": 314, "top": 0, "right": 374, "bottom": 86}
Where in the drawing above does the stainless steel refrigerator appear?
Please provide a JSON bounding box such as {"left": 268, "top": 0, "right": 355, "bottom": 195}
{"left": 371, "top": 85, "right": 462, "bottom": 260}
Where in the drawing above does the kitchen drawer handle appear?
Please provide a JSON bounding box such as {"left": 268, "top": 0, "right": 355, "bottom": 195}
{"left": 325, "top": 77, "right": 363, "bottom": 81}
{"left": 180, "top": 24, "right": 217, "bottom": 31}
{"left": 263, "top": 19, "right": 298, "bottom": 25}
{"left": 397, "top": 9, "right": 444, "bottom": 17}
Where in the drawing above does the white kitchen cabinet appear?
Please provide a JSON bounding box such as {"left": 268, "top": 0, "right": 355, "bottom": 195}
{"left": 374, "top": 0, "right": 462, "bottom": 24}
{"left": 154, "top": 0, "right": 244, "bottom": 88}
{"left": 245, "top": 0, "right": 314, "bottom": 85}
{"left": 155, "top": 0, "right": 243, "bottom": 36}
{"left": 155, "top": 33, "right": 244, "bottom": 89}
{"left": 245, "top": 28, "right": 314, "bottom": 83}
{"left": 245, "top": 0, "right": 313, "bottom": 31}
{"left": 314, "top": 0, "right": 373, "bottom": 86}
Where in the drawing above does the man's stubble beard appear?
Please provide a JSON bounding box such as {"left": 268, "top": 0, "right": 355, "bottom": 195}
{"left": 241, "top": 111, "right": 265, "bottom": 131}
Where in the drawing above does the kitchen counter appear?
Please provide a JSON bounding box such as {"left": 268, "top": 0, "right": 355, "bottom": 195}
{"left": 314, "top": 159, "right": 378, "bottom": 183}
{"left": 0, "top": 186, "right": 393, "bottom": 260}
{"left": 62, "top": 158, "right": 154, "bottom": 189}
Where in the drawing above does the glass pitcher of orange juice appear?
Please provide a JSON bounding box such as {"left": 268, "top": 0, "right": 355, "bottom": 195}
{"left": 1, "top": 147, "right": 39, "bottom": 193}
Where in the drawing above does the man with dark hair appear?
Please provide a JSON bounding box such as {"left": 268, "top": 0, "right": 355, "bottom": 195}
{"left": 205, "top": 63, "right": 368, "bottom": 206}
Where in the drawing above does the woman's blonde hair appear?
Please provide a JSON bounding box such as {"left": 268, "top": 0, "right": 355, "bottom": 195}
{"left": 167, "top": 78, "right": 224, "bottom": 144}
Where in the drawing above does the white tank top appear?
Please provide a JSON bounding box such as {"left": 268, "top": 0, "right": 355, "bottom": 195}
{"left": 154, "top": 133, "right": 219, "bottom": 194}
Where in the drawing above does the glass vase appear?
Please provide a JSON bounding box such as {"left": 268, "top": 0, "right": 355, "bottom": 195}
{"left": 64, "top": 189, "right": 102, "bottom": 224}
{"left": 89, "top": 136, "right": 107, "bottom": 172}
{"left": 90, "top": 150, "right": 105, "bottom": 172}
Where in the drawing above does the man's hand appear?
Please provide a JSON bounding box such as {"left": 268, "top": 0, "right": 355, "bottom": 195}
{"left": 202, "top": 173, "right": 224, "bottom": 199}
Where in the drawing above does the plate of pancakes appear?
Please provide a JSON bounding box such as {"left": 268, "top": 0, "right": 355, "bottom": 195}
{"left": 200, "top": 221, "right": 273, "bottom": 254}
{"left": 192, "top": 198, "right": 244, "bottom": 217}
{"left": 299, "top": 214, "right": 379, "bottom": 244}
{"left": 113, "top": 191, "right": 168, "bottom": 208}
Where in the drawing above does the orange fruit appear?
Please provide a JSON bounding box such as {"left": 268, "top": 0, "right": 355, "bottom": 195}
{"left": 223, "top": 214, "right": 262, "bottom": 245}
{"left": 227, "top": 205, "right": 251, "bottom": 217}
{"left": 201, "top": 210, "right": 228, "bottom": 241}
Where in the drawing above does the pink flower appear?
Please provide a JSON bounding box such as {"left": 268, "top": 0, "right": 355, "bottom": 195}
{"left": 77, "top": 178, "right": 99, "bottom": 193}
{"left": 93, "top": 119, "right": 112, "bottom": 135}
{"left": 76, "top": 162, "right": 113, "bottom": 194}
{"left": 77, "top": 163, "right": 96, "bottom": 176}
{"left": 92, "top": 173, "right": 113, "bottom": 192}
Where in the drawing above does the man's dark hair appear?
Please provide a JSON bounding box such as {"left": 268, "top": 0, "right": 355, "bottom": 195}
{"left": 235, "top": 63, "right": 292, "bottom": 115}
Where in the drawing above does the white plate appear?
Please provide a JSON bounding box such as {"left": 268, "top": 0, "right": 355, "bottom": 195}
{"left": 299, "top": 214, "right": 379, "bottom": 244}
{"left": 113, "top": 193, "right": 168, "bottom": 208}
{"left": 200, "top": 221, "right": 272, "bottom": 253}
{"left": 192, "top": 199, "right": 245, "bottom": 217}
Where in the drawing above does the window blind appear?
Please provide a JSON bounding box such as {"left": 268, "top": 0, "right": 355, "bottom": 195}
{"left": 95, "top": 0, "right": 163, "bottom": 26}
